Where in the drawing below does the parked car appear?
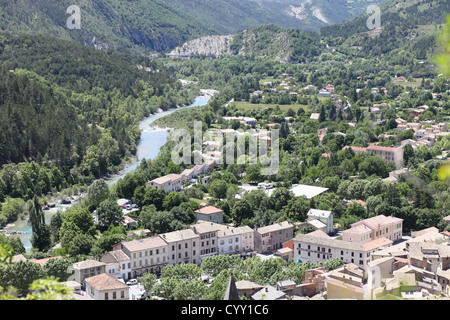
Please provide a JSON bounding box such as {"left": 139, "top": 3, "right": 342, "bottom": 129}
{"left": 127, "top": 279, "right": 138, "bottom": 286}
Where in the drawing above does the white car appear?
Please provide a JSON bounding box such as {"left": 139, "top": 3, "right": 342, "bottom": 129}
{"left": 127, "top": 279, "right": 138, "bottom": 286}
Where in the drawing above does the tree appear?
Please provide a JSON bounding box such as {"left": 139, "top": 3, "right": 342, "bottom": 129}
{"left": 201, "top": 255, "right": 242, "bottom": 278}
{"left": 96, "top": 199, "right": 124, "bottom": 230}
{"left": 0, "top": 260, "right": 45, "bottom": 296}
{"left": 141, "top": 187, "right": 166, "bottom": 211}
{"left": 43, "top": 257, "right": 73, "bottom": 282}
{"left": 28, "top": 197, "right": 51, "bottom": 252}
{"left": 209, "top": 179, "right": 228, "bottom": 200}
{"left": 139, "top": 273, "right": 157, "bottom": 297}
{"left": 163, "top": 192, "right": 189, "bottom": 211}
{"left": 85, "top": 179, "right": 110, "bottom": 210}
{"left": 283, "top": 196, "right": 310, "bottom": 221}
{"left": 231, "top": 199, "right": 253, "bottom": 226}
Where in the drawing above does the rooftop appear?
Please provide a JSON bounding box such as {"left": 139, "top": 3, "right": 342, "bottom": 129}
{"left": 308, "top": 209, "right": 332, "bottom": 218}
{"left": 160, "top": 228, "right": 199, "bottom": 242}
{"left": 73, "top": 260, "right": 106, "bottom": 270}
{"left": 290, "top": 184, "right": 329, "bottom": 199}
{"left": 121, "top": 236, "right": 168, "bottom": 252}
{"left": 150, "top": 174, "right": 183, "bottom": 185}
{"left": 194, "top": 206, "right": 223, "bottom": 215}
{"left": 294, "top": 232, "right": 392, "bottom": 252}
{"left": 85, "top": 273, "right": 129, "bottom": 291}
{"left": 257, "top": 221, "right": 294, "bottom": 234}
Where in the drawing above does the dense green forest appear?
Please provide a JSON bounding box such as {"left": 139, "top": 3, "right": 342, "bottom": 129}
{"left": 0, "top": 33, "right": 196, "bottom": 223}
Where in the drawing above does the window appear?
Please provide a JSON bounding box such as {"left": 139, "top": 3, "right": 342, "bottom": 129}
{"left": 105, "top": 293, "right": 109, "bottom": 300}
{"left": 113, "top": 292, "right": 117, "bottom": 300}
{"left": 359, "top": 260, "right": 363, "bottom": 265}
{"left": 121, "top": 291, "right": 124, "bottom": 299}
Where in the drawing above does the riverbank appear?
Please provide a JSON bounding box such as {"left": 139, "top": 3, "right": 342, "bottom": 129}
{"left": 2, "top": 94, "right": 212, "bottom": 251}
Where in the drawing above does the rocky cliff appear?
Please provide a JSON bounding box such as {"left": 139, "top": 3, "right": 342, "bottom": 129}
{"left": 169, "top": 35, "right": 234, "bottom": 58}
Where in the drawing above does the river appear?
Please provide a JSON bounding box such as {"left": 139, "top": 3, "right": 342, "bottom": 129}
{"left": 5, "top": 95, "right": 210, "bottom": 252}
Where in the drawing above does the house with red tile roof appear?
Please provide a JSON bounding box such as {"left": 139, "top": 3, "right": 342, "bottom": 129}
{"left": 194, "top": 206, "right": 224, "bottom": 224}
{"left": 85, "top": 273, "right": 129, "bottom": 300}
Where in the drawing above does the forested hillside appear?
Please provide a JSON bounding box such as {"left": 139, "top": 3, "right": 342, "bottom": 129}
{"left": 0, "top": 0, "right": 389, "bottom": 54}
{"left": 0, "top": 33, "right": 195, "bottom": 205}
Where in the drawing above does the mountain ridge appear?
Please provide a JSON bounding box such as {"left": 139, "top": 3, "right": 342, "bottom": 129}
{"left": 0, "top": 0, "right": 389, "bottom": 55}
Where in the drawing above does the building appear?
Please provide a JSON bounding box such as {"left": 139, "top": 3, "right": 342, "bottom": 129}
{"left": 146, "top": 174, "right": 183, "bottom": 193}
{"left": 325, "top": 264, "right": 366, "bottom": 300}
{"left": 113, "top": 236, "right": 169, "bottom": 278}
{"left": 326, "top": 84, "right": 335, "bottom": 93}
{"left": 293, "top": 231, "right": 393, "bottom": 271}
{"left": 251, "top": 285, "right": 286, "bottom": 300}
{"left": 307, "top": 209, "right": 334, "bottom": 234}
{"left": 343, "top": 145, "right": 404, "bottom": 165}
{"left": 254, "top": 221, "right": 295, "bottom": 254}
{"left": 342, "top": 215, "right": 403, "bottom": 244}
{"left": 101, "top": 250, "right": 132, "bottom": 281}
{"left": 85, "top": 273, "right": 129, "bottom": 300}
{"left": 159, "top": 229, "right": 200, "bottom": 266}
{"left": 194, "top": 206, "right": 224, "bottom": 224}
{"left": 310, "top": 113, "right": 320, "bottom": 121}
{"left": 233, "top": 225, "right": 255, "bottom": 253}
{"left": 72, "top": 260, "right": 107, "bottom": 286}
{"left": 236, "top": 280, "right": 263, "bottom": 299}
{"left": 319, "top": 90, "right": 331, "bottom": 98}
{"left": 190, "top": 221, "right": 222, "bottom": 261}
{"left": 290, "top": 184, "right": 329, "bottom": 199}
{"left": 366, "top": 145, "right": 404, "bottom": 165}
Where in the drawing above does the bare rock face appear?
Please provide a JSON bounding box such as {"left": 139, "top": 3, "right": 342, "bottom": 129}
{"left": 169, "top": 35, "right": 234, "bottom": 58}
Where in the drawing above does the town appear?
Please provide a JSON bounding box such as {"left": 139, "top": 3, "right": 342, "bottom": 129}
{"left": 0, "top": 0, "right": 450, "bottom": 305}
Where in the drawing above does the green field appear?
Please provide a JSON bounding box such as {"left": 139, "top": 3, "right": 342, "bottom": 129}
{"left": 233, "top": 101, "right": 308, "bottom": 112}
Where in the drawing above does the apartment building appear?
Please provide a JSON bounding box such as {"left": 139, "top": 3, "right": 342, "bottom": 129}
{"left": 159, "top": 229, "right": 200, "bottom": 266}
{"left": 343, "top": 145, "right": 404, "bottom": 165}
{"left": 342, "top": 215, "right": 403, "bottom": 244}
{"left": 366, "top": 145, "right": 404, "bottom": 165}
{"left": 146, "top": 174, "right": 183, "bottom": 193}
{"left": 218, "top": 226, "right": 243, "bottom": 255}
{"left": 234, "top": 225, "right": 255, "bottom": 253}
{"left": 73, "top": 260, "right": 106, "bottom": 285}
{"left": 293, "top": 230, "right": 393, "bottom": 271}
{"left": 216, "top": 225, "right": 255, "bottom": 255}
{"left": 254, "top": 221, "right": 295, "bottom": 254}
{"left": 101, "top": 249, "right": 132, "bottom": 281}
{"left": 113, "top": 236, "right": 169, "bottom": 278}
{"left": 190, "top": 221, "right": 222, "bottom": 261}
